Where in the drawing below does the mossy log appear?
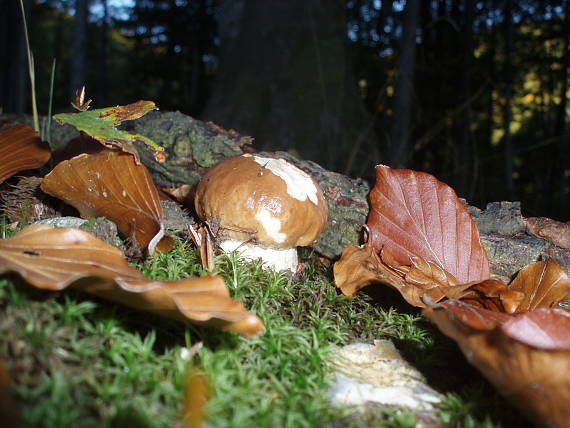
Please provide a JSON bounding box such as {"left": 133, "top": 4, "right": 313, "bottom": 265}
{"left": 3, "top": 112, "right": 569, "bottom": 277}
{"left": 130, "top": 112, "right": 570, "bottom": 275}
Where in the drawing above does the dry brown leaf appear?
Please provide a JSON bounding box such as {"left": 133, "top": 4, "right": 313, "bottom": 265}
{"left": 334, "top": 166, "right": 487, "bottom": 306}
{"left": 333, "top": 245, "right": 399, "bottom": 297}
{"left": 41, "top": 149, "right": 173, "bottom": 255}
{"left": 367, "top": 165, "right": 489, "bottom": 284}
{"left": 425, "top": 302, "right": 570, "bottom": 428}
{"left": 187, "top": 224, "right": 216, "bottom": 272}
{"left": 459, "top": 279, "right": 525, "bottom": 313}
{"left": 423, "top": 260, "right": 570, "bottom": 427}
{"left": 0, "top": 225, "right": 263, "bottom": 337}
{"left": 0, "top": 123, "right": 51, "bottom": 184}
{"left": 526, "top": 217, "right": 570, "bottom": 249}
{"left": 508, "top": 259, "right": 570, "bottom": 311}
{"left": 334, "top": 245, "right": 474, "bottom": 307}
{"left": 162, "top": 184, "right": 195, "bottom": 206}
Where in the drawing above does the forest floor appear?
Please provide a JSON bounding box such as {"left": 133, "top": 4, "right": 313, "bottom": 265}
{"left": 0, "top": 230, "right": 533, "bottom": 428}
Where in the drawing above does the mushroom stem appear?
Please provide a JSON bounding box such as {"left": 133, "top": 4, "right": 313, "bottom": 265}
{"left": 220, "top": 239, "right": 299, "bottom": 272}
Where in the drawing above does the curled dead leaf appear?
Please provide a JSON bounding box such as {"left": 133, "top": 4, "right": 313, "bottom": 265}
{"left": 422, "top": 260, "right": 570, "bottom": 428}
{"left": 0, "top": 123, "right": 51, "bottom": 184}
{"left": 425, "top": 302, "right": 570, "bottom": 428}
{"left": 41, "top": 149, "right": 173, "bottom": 255}
{"left": 508, "top": 259, "right": 570, "bottom": 311}
{"left": 525, "top": 217, "right": 570, "bottom": 249}
{"left": 459, "top": 279, "right": 525, "bottom": 313}
{"left": 0, "top": 225, "right": 263, "bottom": 337}
{"left": 187, "top": 224, "right": 216, "bottom": 272}
{"left": 334, "top": 245, "right": 474, "bottom": 307}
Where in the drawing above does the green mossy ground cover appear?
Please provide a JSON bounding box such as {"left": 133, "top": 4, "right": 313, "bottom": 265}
{"left": 0, "top": 228, "right": 531, "bottom": 428}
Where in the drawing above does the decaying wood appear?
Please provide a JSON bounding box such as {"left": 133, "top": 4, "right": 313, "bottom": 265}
{"left": 470, "top": 202, "right": 570, "bottom": 280}
{"left": 129, "top": 113, "right": 570, "bottom": 272}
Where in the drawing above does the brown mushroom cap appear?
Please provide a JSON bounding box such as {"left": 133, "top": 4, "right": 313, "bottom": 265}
{"left": 194, "top": 154, "right": 328, "bottom": 248}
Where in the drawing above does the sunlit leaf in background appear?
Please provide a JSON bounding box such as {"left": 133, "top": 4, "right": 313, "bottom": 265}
{"left": 0, "top": 225, "right": 264, "bottom": 337}
{"left": 53, "top": 100, "right": 163, "bottom": 161}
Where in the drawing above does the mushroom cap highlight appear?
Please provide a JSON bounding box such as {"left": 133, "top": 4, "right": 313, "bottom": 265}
{"left": 194, "top": 154, "right": 328, "bottom": 248}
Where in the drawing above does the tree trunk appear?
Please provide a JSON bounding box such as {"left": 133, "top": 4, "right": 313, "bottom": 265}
{"left": 502, "top": 0, "right": 515, "bottom": 199}
{"left": 0, "top": 0, "right": 28, "bottom": 114}
{"left": 97, "top": 0, "right": 109, "bottom": 106}
{"left": 202, "top": 0, "right": 376, "bottom": 175}
{"left": 70, "top": 0, "right": 90, "bottom": 99}
{"left": 456, "top": 0, "right": 474, "bottom": 197}
{"left": 387, "top": 0, "right": 421, "bottom": 168}
{"left": 553, "top": 0, "right": 570, "bottom": 216}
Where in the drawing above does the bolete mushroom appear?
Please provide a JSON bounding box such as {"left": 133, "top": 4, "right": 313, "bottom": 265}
{"left": 194, "top": 154, "right": 328, "bottom": 272}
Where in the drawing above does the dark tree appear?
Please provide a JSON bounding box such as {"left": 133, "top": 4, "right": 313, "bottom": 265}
{"left": 502, "top": 0, "right": 515, "bottom": 199}
{"left": 202, "top": 0, "right": 377, "bottom": 174}
{"left": 0, "top": 0, "right": 29, "bottom": 114}
{"left": 456, "top": 0, "right": 475, "bottom": 197}
{"left": 70, "top": 0, "right": 90, "bottom": 98}
{"left": 387, "top": 0, "right": 420, "bottom": 167}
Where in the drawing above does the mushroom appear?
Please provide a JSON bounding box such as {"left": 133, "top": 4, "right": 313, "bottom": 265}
{"left": 194, "top": 154, "right": 328, "bottom": 272}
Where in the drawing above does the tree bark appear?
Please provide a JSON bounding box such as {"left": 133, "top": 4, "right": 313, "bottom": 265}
{"left": 387, "top": 0, "right": 421, "bottom": 167}
{"left": 70, "top": 0, "right": 90, "bottom": 99}
{"left": 202, "top": 0, "right": 376, "bottom": 175}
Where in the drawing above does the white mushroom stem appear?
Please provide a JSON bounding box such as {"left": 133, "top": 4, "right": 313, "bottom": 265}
{"left": 219, "top": 238, "right": 299, "bottom": 273}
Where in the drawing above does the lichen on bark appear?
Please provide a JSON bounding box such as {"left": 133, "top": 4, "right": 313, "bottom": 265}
{"left": 471, "top": 201, "right": 570, "bottom": 279}
{"left": 127, "top": 111, "right": 252, "bottom": 188}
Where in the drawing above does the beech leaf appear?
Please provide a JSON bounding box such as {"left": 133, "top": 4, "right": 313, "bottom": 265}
{"left": 0, "top": 123, "right": 51, "bottom": 184}
{"left": 367, "top": 165, "right": 489, "bottom": 284}
{"left": 334, "top": 165, "right": 487, "bottom": 306}
{"left": 508, "top": 259, "right": 570, "bottom": 311}
{"left": 0, "top": 225, "right": 264, "bottom": 337}
{"left": 423, "top": 260, "right": 570, "bottom": 428}
{"left": 334, "top": 245, "right": 474, "bottom": 307}
{"left": 424, "top": 303, "right": 570, "bottom": 428}
{"left": 53, "top": 100, "right": 163, "bottom": 161}
{"left": 525, "top": 217, "right": 570, "bottom": 249}
{"left": 459, "top": 279, "right": 525, "bottom": 313}
{"left": 41, "top": 149, "right": 173, "bottom": 255}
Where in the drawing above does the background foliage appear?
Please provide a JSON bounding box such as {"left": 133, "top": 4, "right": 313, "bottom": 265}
{"left": 1, "top": 0, "right": 569, "bottom": 218}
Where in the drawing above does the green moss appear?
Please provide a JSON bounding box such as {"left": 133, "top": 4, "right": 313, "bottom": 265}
{"left": 0, "top": 233, "right": 531, "bottom": 427}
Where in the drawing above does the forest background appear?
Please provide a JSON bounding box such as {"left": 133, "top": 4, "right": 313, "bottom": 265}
{"left": 1, "top": 0, "right": 569, "bottom": 220}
